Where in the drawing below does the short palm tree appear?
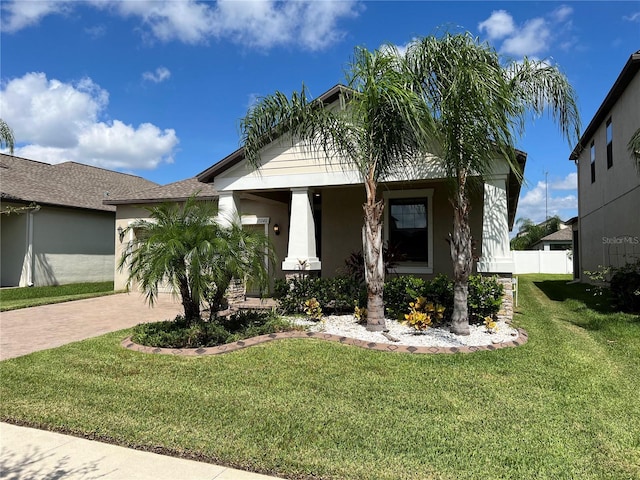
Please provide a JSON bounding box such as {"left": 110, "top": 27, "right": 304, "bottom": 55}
{"left": 405, "top": 33, "right": 580, "bottom": 334}
{"left": 118, "top": 195, "right": 273, "bottom": 324}
{"left": 240, "top": 46, "right": 432, "bottom": 331}
{"left": 1, "top": 118, "right": 15, "bottom": 154}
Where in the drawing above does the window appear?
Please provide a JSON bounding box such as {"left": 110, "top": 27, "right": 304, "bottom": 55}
{"left": 606, "top": 118, "right": 613, "bottom": 169}
{"left": 384, "top": 189, "right": 433, "bottom": 274}
{"left": 389, "top": 198, "right": 428, "bottom": 261}
{"left": 590, "top": 141, "right": 596, "bottom": 183}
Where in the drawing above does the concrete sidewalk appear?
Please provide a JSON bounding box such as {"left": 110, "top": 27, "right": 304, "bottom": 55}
{"left": 0, "top": 423, "right": 280, "bottom": 480}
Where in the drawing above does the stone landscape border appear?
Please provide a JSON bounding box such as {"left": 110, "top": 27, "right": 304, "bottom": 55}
{"left": 122, "top": 328, "right": 528, "bottom": 356}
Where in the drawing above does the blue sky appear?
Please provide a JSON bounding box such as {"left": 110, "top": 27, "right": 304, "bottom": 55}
{"left": 1, "top": 1, "right": 638, "bottom": 226}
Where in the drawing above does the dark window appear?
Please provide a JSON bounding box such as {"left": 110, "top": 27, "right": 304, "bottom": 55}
{"left": 389, "top": 198, "right": 428, "bottom": 262}
{"left": 606, "top": 118, "right": 613, "bottom": 169}
{"left": 590, "top": 141, "right": 596, "bottom": 183}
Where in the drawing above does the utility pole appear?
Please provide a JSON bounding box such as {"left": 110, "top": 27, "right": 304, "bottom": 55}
{"left": 545, "top": 170, "right": 549, "bottom": 220}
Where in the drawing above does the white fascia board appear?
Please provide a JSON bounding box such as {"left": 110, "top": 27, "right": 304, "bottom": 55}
{"left": 214, "top": 170, "right": 363, "bottom": 191}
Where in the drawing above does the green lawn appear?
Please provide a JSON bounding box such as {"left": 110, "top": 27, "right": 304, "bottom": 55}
{"left": 0, "top": 281, "right": 116, "bottom": 311}
{"left": 1, "top": 275, "right": 639, "bottom": 479}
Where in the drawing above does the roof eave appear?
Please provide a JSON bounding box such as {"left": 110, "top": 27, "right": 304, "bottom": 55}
{"left": 196, "top": 84, "right": 350, "bottom": 184}
{"left": 569, "top": 51, "right": 640, "bottom": 161}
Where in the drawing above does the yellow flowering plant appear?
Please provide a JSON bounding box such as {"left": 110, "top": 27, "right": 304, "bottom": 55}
{"left": 484, "top": 316, "right": 498, "bottom": 333}
{"left": 402, "top": 297, "right": 445, "bottom": 331}
{"left": 303, "top": 297, "right": 322, "bottom": 321}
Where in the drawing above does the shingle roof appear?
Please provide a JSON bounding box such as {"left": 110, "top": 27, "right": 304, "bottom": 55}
{"left": 103, "top": 177, "right": 217, "bottom": 205}
{"left": 0, "top": 154, "right": 158, "bottom": 212}
{"left": 539, "top": 228, "right": 573, "bottom": 242}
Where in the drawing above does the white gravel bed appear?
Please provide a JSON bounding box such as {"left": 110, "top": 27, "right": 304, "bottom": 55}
{"left": 292, "top": 315, "right": 519, "bottom": 347}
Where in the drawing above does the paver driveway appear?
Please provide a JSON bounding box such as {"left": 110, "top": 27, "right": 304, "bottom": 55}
{"left": 0, "top": 293, "right": 182, "bottom": 360}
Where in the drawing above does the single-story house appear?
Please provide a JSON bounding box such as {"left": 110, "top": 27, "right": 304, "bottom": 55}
{"left": 0, "top": 154, "right": 157, "bottom": 287}
{"left": 107, "top": 85, "right": 526, "bottom": 297}
{"left": 531, "top": 225, "right": 573, "bottom": 251}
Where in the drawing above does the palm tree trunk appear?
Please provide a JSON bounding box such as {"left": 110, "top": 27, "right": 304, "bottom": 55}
{"left": 363, "top": 177, "right": 386, "bottom": 332}
{"left": 450, "top": 175, "right": 472, "bottom": 336}
{"left": 179, "top": 277, "right": 201, "bottom": 324}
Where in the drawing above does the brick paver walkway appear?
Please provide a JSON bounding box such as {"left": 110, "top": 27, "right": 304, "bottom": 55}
{"left": 0, "top": 293, "right": 182, "bottom": 360}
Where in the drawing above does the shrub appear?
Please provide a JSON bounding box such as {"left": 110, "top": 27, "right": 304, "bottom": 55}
{"left": 467, "top": 275, "right": 504, "bottom": 324}
{"left": 609, "top": 259, "right": 640, "bottom": 313}
{"left": 304, "top": 298, "right": 323, "bottom": 320}
{"left": 385, "top": 274, "right": 503, "bottom": 325}
{"left": 274, "top": 275, "right": 365, "bottom": 315}
{"left": 384, "top": 276, "right": 426, "bottom": 320}
{"left": 132, "top": 311, "right": 296, "bottom": 348}
{"left": 402, "top": 297, "right": 445, "bottom": 331}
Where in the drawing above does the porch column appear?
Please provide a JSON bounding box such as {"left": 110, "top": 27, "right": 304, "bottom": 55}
{"left": 282, "top": 187, "right": 321, "bottom": 272}
{"left": 216, "top": 191, "right": 240, "bottom": 228}
{"left": 477, "top": 175, "right": 514, "bottom": 274}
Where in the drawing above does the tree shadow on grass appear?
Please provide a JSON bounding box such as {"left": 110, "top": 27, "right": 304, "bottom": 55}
{"left": 533, "top": 280, "right": 614, "bottom": 314}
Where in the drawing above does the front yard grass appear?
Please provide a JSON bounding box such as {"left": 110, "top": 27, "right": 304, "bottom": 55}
{"left": 1, "top": 274, "right": 639, "bottom": 479}
{"left": 0, "top": 281, "right": 116, "bottom": 311}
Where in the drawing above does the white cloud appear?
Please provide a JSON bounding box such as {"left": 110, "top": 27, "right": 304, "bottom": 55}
{"left": 550, "top": 172, "right": 577, "bottom": 190}
{"left": 478, "top": 6, "right": 574, "bottom": 58}
{"left": 142, "top": 67, "right": 171, "bottom": 83}
{"left": 551, "top": 5, "right": 573, "bottom": 23}
{"left": 515, "top": 173, "right": 578, "bottom": 223}
{"left": 501, "top": 18, "right": 550, "bottom": 57}
{"left": 0, "top": 0, "right": 71, "bottom": 33}
{"left": 2, "top": 0, "right": 360, "bottom": 51}
{"left": 1, "top": 72, "right": 178, "bottom": 170}
{"left": 478, "top": 10, "right": 515, "bottom": 40}
{"left": 623, "top": 12, "right": 640, "bottom": 22}
{"left": 84, "top": 25, "right": 106, "bottom": 39}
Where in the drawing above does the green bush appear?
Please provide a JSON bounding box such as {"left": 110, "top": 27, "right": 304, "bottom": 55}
{"left": 275, "top": 274, "right": 504, "bottom": 325}
{"left": 384, "top": 276, "right": 426, "bottom": 320}
{"left": 274, "top": 275, "right": 365, "bottom": 315}
{"left": 132, "top": 311, "right": 296, "bottom": 348}
{"left": 609, "top": 260, "right": 640, "bottom": 313}
{"left": 384, "top": 274, "right": 503, "bottom": 325}
{"left": 467, "top": 275, "right": 504, "bottom": 323}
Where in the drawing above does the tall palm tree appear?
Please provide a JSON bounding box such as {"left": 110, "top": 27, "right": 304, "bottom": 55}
{"left": 0, "top": 118, "right": 15, "bottom": 154}
{"left": 405, "top": 33, "right": 580, "bottom": 334}
{"left": 241, "top": 46, "right": 432, "bottom": 331}
{"left": 118, "top": 195, "right": 273, "bottom": 324}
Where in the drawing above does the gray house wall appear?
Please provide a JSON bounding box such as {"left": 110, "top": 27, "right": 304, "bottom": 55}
{"left": 575, "top": 72, "right": 640, "bottom": 280}
{"left": 0, "top": 205, "right": 115, "bottom": 287}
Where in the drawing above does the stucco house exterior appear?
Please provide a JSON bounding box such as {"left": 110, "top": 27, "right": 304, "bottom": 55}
{"left": 0, "top": 154, "right": 157, "bottom": 287}
{"left": 108, "top": 85, "right": 526, "bottom": 296}
{"left": 569, "top": 51, "right": 640, "bottom": 282}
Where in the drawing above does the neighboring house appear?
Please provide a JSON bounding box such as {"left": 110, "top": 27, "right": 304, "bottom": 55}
{"left": 104, "top": 177, "right": 219, "bottom": 291}
{"left": 569, "top": 51, "right": 640, "bottom": 282}
{"left": 109, "top": 85, "right": 526, "bottom": 295}
{"left": 530, "top": 225, "right": 573, "bottom": 251}
{"left": 0, "top": 154, "right": 157, "bottom": 287}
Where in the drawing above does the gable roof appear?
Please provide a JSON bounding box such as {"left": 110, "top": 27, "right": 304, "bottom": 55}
{"left": 196, "top": 84, "right": 348, "bottom": 183}
{"left": 569, "top": 51, "right": 640, "bottom": 161}
{"left": 0, "top": 154, "right": 158, "bottom": 212}
{"left": 103, "top": 177, "right": 217, "bottom": 205}
{"left": 539, "top": 228, "right": 572, "bottom": 242}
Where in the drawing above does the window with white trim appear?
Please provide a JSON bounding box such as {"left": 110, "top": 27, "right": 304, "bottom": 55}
{"left": 384, "top": 189, "right": 433, "bottom": 274}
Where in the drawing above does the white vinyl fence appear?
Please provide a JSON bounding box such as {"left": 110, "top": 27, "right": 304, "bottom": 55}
{"left": 512, "top": 250, "right": 573, "bottom": 274}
